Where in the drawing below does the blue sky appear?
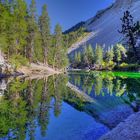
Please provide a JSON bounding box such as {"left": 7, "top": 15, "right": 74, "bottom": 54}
{"left": 26, "top": 0, "right": 114, "bottom": 32}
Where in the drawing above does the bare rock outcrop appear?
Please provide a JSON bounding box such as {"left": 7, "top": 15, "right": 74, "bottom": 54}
{"left": 100, "top": 111, "right": 140, "bottom": 140}
{"left": 0, "top": 49, "right": 13, "bottom": 76}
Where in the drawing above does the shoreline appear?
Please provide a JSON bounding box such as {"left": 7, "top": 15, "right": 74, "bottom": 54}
{"left": 1, "top": 66, "right": 140, "bottom": 79}
{"left": 0, "top": 63, "right": 62, "bottom": 79}
{"left": 18, "top": 63, "right": 63, "bottom": 78}
{"left": 67, "top": 68, "right": 140, "bottom": 73}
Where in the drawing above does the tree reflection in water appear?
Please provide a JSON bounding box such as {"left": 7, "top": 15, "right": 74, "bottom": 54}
{"left": 69, "top": 71, "right": 140, "bottom": 109}
{"left": 0, "top": 72, "right": 140, "bottom": 139}
{"left": 0, "top": 75, "right": 68, "bottom": 139}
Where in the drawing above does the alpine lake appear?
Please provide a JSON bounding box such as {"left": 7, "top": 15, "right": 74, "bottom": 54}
{"left": 0, "top": 71, "right": 140, "bottom": 140}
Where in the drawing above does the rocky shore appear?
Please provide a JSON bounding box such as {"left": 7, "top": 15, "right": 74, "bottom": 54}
{"left": 0, "top": 50, "right": 62, "bottom": 78}
{"left": 100, "top": 111, "right": 140, "bottom": 140}
{"left": 0, "top": 63, "right": 62, "bottom": 79}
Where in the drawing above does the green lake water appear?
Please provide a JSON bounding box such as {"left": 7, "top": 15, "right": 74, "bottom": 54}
{"left": 0, "top": 71, "right": 140, "bottom": 140}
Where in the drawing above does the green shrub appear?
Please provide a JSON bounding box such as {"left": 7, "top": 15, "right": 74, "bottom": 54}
{"left": 119, "top": 63, "right": 128, "bottom": 67}
{"left": 102, "top": 61, "right": 115, "bottom": 70}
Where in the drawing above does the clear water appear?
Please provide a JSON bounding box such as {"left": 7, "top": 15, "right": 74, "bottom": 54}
{"left": 0, "top": 71, "right": 140, "bottom": 140}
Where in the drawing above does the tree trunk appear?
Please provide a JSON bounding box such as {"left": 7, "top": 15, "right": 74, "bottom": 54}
{"left": 43, "top": 47, "right": 48, "bottom": 65}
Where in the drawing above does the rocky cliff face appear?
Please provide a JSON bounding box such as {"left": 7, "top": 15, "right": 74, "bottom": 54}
{"left": 113, "top": 0, "right": 134, "bottom": 8}
{"left": 69, "top": 0, "right": 140, "bottom": 54}
{"left": 85, "top": 0, "right": 140, "bottom": 47}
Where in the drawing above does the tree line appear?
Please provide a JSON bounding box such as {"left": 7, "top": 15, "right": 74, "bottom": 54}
{"left": 0, "top": 0, "right": 68, "bottom": 69}
{"left": 63, "top": 27, "right": 86, "bottom": 48}
{"left": 70, "top": 44, "right": 126, "bottom": 70}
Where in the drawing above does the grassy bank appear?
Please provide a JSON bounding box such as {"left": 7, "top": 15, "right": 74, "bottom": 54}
{"left": 68, "top": 70, "right": 140, "bottom": 78}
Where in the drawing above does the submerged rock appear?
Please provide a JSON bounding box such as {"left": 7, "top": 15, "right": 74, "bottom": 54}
{"left": 100, "top": 111, "right": 140, "bottom": 140}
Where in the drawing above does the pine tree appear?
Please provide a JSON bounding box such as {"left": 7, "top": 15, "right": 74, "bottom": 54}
{"left": 0, "top": 3, "right": 9, "bottom": 53}
{"left": 33, "top": 30, "right": 43, "bottom": 62}
{"left": 53, "top": 24, "right": 68, "bottom": 69}
{"left": 84, "top": 44, "right": 94, "bottom": 67}
{"left": 74, "top": 51, "right": 81, "bottom": 67}
{"left": 26, "top": 0, "right": 38, "bottom": 63}
{"left": 105, "top": 47, "right": 114, "bottom": 63}
{"left": 119, "top": 10, "right": 140, "bottom": 60}
{"left": 11, "top": 0, "right": 28, "bottom": 56}
{"left": 0, "top": 1, "right": 17, "bottom": 59}
{"left": 95, "top": 44, "right": 103, "bottom": 66}
{"left": 113, "top": 44, "right": 126, "bottom": 65}
{"left": 54, "top": 24, "right": 63, "bottom": 47}
{"left": 39, "top": 4, "right": 50, "bottom": 64}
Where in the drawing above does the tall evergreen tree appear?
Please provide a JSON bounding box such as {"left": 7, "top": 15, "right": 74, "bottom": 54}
{"left": 54, "top": 24, "right": 63, "bottom": 48}
{"left": 119, "top": 10, "right": 140, "bottom": 60}
{"left": 0, "top": 3, "right": 9, "bottom": 53}
{"left": 95, "top": 44, "right": 103, "bottom": 66}
{"left": 84, "top": 44, "right": 94, "bottom": 67}
{"left": 12, "top": 0, "right": 28, "bottom": 55}
{"left": 74, "top": 51, "right": 81, "bottom": 67}
{"left": 104, "top": 47, "right": 114, "bottom": 63}
{"left": 113, "top": 44, "right": 126, "bottom": 65}
{"left": 27, "top": 0, "right": 38, "bottom": 63}
{"left": 39, "top": 4, "right": 50, "bottom": 64}
{"left": 53, "top": 24, "right": 68, "bottom": 69}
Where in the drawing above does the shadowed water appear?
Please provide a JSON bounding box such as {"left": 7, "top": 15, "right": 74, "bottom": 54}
{"left": 0, "top": 71, "right": 140, "bottom": 140}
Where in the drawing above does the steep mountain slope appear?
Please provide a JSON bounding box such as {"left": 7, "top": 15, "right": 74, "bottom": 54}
{"left": 64, "top": 21, "right": 85, "bottom": 34}
{"left": 68, "top": 0, "right": 140, "bottom": 54}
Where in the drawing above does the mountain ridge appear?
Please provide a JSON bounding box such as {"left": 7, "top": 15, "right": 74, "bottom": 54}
{"left": 68, "top": 0, "right": 140, "bottom": 54}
